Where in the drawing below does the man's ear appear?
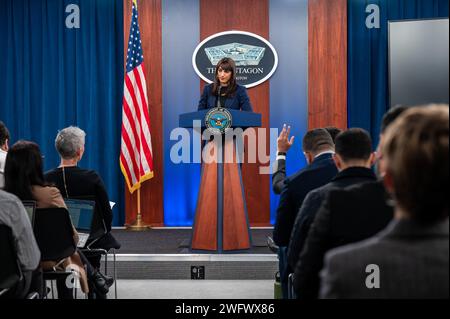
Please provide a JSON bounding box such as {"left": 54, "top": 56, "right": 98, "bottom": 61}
{"left": 333, "top": 154, "right": 342, "bottom": 170}
{"left": 305, "top": 152, "right": 313, "bottom": 165}
{"left": 383, "top": 170, "right": 395, "bottom": 195}
{"left": 4, "top": 139, "right": 9, "bottom": 151}
{"left": 369, "top": 152, "right": 377, "bottom": 167}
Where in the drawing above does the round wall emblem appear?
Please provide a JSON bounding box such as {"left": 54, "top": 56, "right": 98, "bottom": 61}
{"left": 205, "top": 108, "right": 233, "bottom": 134}
{"left": 193, "top": 31, "right": 278, "bottom": 88}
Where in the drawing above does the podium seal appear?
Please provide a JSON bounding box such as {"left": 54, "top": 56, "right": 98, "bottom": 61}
{"left": 205, "top": 107, "right": 232, "bottom": 134}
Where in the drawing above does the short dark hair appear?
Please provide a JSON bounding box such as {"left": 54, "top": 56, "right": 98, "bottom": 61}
{"left": 383, "top": 105, "right": 449, "bottom": 224}
{"left": 4, "top": 140, "right": 47, "bottom": 201}
{"left": 324, "top": 127, "right": 342, "bottom": 143}
{"left": 0, "top": 121, "right": 10, "bottom": 146}
{"left": 302, "top": 128, "right": 334, "bottom": 154}
{"left": 335, "top": 128, "right": 372, "bottom": 162}
{"left": 380, "top": 105, "right": 409, "bottom": 134}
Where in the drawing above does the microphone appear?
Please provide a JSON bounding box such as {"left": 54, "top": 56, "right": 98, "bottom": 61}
{"left": 217, "top": 85, "right": 222, "bottom": 108}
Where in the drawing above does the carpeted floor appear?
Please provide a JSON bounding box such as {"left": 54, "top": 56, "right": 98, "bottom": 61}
{"left": 111, "top": 228, "right": 275, "bottom": 254}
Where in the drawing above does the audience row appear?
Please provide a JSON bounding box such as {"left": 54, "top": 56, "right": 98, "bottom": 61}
{"left": 0, "top": 124, "right": 120, "bottom": 299}
{"left": 272, "top": 104, "right": 449, "bottom": 299}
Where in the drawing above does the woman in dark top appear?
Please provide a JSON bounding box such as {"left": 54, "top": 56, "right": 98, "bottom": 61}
{"left": 198, "top": 57, "right": 253, "bottom": 111}
{"left": 45, "top": 126, "right": 120, "bottom": 276}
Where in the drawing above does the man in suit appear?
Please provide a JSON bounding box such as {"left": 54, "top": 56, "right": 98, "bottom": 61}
{"left": 272, "top": 126, "right": 341, "bottom": 195}
{"left": 320, "top": 105, "right": 449, "bottom": 299}
{"left": 0, "top": 121, "right": 10, "bottom": 188}
{"left": 288, "top": 128, "right": 376, "bottom": 277}
{"left": 274, "top": 128, "right": 337, "bottom": 298}
{"left": 292, "top": 106, "right": 407, "bottom": 299}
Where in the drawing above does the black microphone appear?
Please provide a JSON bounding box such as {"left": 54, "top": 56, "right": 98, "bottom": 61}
{"left": 217, "top": 85, "right": 222, "bottom": 108}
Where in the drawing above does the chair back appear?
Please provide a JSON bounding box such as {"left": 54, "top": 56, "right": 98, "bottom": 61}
{"left": 33, "top": 207, "right": 76, "bottom": 261}
{"left": 0, "top": 225, "right": 21, "bottom": 296}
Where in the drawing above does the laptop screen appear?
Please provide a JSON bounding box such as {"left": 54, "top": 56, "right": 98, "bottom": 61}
{"left": 22, "top": 201, "right": 36, "bottom": 224}
{"left": 64, "top": 199, "right": 95, "bottom": 232}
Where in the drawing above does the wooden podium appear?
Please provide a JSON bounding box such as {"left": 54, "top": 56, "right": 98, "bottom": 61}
{"left": 179, "top": 109, "right": 262, "bottom": 252}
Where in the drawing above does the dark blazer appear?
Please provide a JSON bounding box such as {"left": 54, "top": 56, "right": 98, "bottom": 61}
{"left": 288, "top": 167, "right": 376, "bottom": 271}
{"left": 272, "top": 157, "right": 286, "bottom": 195}
{"left": 197, "top": 84, "right": 253, "bottom": 111}
{"left": 293, "top": 180, "right": 394, "bottom": 299}
{"left": 273, "top": 153, "right": 338, "bottom": 247}
{"left": 320, "top": 218, "right": 449, "bottom": 299}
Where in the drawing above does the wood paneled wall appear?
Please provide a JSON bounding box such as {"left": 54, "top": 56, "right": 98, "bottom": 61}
{"left": 123, "top": 0, "right": 164, "bottom": 226}
{"left": 308, "top": 0, "right": 347, "bottom": 129}
{"left": 200, "top": 0, "right": 271, "bottom": 226}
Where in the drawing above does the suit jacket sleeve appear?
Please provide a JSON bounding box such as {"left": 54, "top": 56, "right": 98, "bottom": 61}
{"left": 198, "top": 85, "right": 209, "bottom": 110}
{"left": 272, "top": 158, "right": 286, "bottom": 195}
{"left": 287, "top": 191, "right": 322, "bottom": 270}
{"left": 293, "top": 194, "right": 333, "bottom": 299}
{"left": 273, "top": 183, "right": 294, "bottom": 246}
{"left": 238, "top": 86, "right": 253, "bottom": 111}
{"left": 319, "top": 251, "right": 342, "bottom": 299}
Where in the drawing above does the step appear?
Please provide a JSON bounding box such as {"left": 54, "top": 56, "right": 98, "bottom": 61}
{"left": 102, "top": 254, "right": 278, "bottom": 280}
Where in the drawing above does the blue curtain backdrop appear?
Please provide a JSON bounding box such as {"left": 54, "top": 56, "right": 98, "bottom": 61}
{"left": 269, "top": 0, "right": 308, "bottom": 225}
{"left": 348, "top": 0, "right": 449, "bottom": 144}
{"left": 162, "top": 0, "right": 201, "bottom": 226}
{"left": 0, "top": 0, "right": 125, "bottom": 225}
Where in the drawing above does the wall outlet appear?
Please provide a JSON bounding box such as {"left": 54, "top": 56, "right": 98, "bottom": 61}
{"left": 191, "top": 266, "right": 205, "bottom": 279}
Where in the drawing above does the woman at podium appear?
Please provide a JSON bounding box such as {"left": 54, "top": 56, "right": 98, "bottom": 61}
{"left": 192, "top": 57, "right": 255, "bottom": 252}
{"left": 198, "top": 57, "right": 253, "bottom": 111}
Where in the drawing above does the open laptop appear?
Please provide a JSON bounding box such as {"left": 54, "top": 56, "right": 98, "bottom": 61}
{"left": 64, "top": 199, "right": 95, "bottom": 248}
{"left": 22, "top": 200, "right": 36, "bottom": 226}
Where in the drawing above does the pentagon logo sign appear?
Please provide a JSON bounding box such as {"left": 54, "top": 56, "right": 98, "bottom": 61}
{"left": 193, "top": 31, "right": 278, "bottom": 88}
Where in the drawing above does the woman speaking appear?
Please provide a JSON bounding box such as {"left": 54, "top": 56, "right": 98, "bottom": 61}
{"left": 198, "top": 57, "right": 253, "bottom": 111}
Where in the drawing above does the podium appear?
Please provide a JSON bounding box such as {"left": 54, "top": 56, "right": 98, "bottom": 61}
{"left": 179, "top": 109, "right": 262, "bottom": 252}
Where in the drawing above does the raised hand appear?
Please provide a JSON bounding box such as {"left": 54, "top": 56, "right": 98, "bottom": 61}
{"left": 277, "top": 124, "right": 295, "bottom": 153}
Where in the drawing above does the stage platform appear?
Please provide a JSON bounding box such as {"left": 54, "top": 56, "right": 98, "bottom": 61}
{"left": 104, "top": 228, "right": 278, "bottom": 280}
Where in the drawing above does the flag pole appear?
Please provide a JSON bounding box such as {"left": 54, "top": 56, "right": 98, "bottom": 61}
{"left": 127, "top": 187, "right": 150, "bottom": 231}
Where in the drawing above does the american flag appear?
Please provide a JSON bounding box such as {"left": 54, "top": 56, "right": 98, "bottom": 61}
{"left": 120, "top": 0, "right": 154, "bottom": 193}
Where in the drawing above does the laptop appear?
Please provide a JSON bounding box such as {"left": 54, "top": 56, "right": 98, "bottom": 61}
{"left": 64, "top": 199, "right": 95, "bottom": 248}
{"left": 22, "top": 200, "right": 36, "bottom": 226}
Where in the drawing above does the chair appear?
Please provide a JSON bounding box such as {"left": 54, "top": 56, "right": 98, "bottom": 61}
{"left": 69, "top": 196, "right": 120, "bottom": 299}
{"left": 33, "top": 207, "right": 80, "bottom": 299}
{"left": 0, "top": 225, "right": 39, "bottom": 299}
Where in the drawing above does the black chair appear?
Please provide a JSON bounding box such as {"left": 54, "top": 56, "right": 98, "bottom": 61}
{"left": 69, "top": 195, "right": 120, "bottom": 299}
{"left": 0, "top": 225, "right": 39, "bottom": 299}
{"left": 33, "top": 207, "right": 80, "bottom": 299}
